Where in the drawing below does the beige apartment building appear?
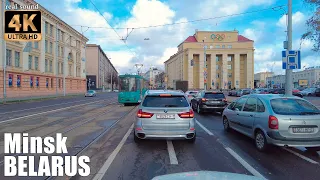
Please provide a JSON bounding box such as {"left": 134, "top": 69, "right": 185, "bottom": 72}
{"left": 254, "top": 72, "right": 274, "bottom": 88}
{"left": 0, "top": 0, "right": 88, "bottom": 101}
{"left": 164, "top": 30, "right": 254, "bottom": 90}
{"left": 85, "top": 44, "right": 118, "bottom": 90}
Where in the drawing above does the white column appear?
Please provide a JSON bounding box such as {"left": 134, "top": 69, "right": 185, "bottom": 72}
{"left": 199, "top": 53, "right": 204, "bottom": 89}
{"left": 210, "top": 53, "right": 216, "bottom": 89}
{"left": 222, "top": 54, "right": 228, "bottom": 89}
{"left": 247, "top": 51, "right": 254, "bottom": 88}
{"left": 234, "top": 53, "right": 240, "bottom": 89}
{"left": 188, "top": 51, "right": 193, "bottom": 89}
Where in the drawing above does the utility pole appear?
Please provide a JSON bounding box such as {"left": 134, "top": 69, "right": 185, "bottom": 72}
{"left": 285, "top": 0, "right": 293, "bottom": 96}
{"left": 2, "top": 0, "right": 6, "bottom": 103}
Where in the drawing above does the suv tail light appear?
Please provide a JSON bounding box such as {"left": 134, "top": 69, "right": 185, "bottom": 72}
{"left": 268, "top": 115, "right": 279, "bottom": 129}
{"left": 137, "top": 109, "right": 154, "bottom": 118}
{"left": 223, "top": 98, "right": 227, "bottom": 102}
{"left": 201, "top": 98, "right": 207, "bottom": 102}
{"left": 178, "top": 109, "right": 194, "bottom": 118}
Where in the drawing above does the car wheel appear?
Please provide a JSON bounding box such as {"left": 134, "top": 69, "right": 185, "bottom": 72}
{"left": 223, "top": 117, "right": 230, "bottom": 132}
{"left": 187, "top": 133, "right": 196, "bottom": 143}
{"left": 134, "top": 131, "right": 141, "bottom": 143}
{"left": 197, "top": 104, "right": 202, "bottom": 114}
{"left": 255, "top": 130, "right": 268, "bottom": 152}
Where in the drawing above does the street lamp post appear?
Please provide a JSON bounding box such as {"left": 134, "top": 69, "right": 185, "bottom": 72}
{"left": 285, "top": 0, "right": 293, "bottom": 96}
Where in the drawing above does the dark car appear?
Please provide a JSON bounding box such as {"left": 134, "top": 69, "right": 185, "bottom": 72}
{"left": 190, "top": 91, "right": 228, "bottom": 114}
{"left": 315, "top": 88, "right": 320, "bottom": 97}
{"left": 272, "top": 88, "right": 285, "bottom": 94}
{"left": 228, "top": 90, "right": 237, "bottom": 96}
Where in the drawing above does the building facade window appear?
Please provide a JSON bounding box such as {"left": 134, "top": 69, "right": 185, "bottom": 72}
{"left": 28, "top": 55, "right": 32, "bottom": 69}
{"left": 61, "top": 62, "right": 64, "bottom": 74}
{"left": 228, "top": 73, "right": 232, "bottom": 78}
{"left": 15, "top": 51, "right": 20, "bottom": 67}
{"left": 217, "top": 73, "right": 220, "bottom": 78}
{"left": 45, "top": 59, "right": 48, "bottom": 72}
{"left": 45, "top": 40, "right": 48, "bottom": 52}
{"left": 50, "top": 24, "right": 53, "bottom": 36}
{"left": 34, "top": 57, "right": 39, "bottom": 70}
{"left": 216, "top": 65, "right": 219, "bottom": 70}
{"left": 49, "top": 60, "right": 53, "bottom": 72}
{"left": 222, "top": 45, "right": 225, "bottom": 48}
{"left": 215, "top": 45, "right": 220, "bottom": 48}
{"left": 58, "top": 45, "right": 60, "bottom": 56}
{"left": 6, "top": 49, "right": 12, "bottom": 66}
{"left": 49, "top": 42, "right": 53, "bottom": 54}
{"left": 34, "top": 41, "right": 39, "bottom": 49}
{"left": 57, "top": 29, "right": 60, "bottom": 41}
{"left": 216, "top": 56, "right": 219, "bottom": 62}
{"left": 228, "top": 45, "right": 232, "bottom": 48}
{"left": 61, "top": 47, "right": 64, "bottom": 57}
{"left": 58, "top": 63, "right": 60, "bottom": 74}
{"left": 45, "top": 22, "right": 48, "bottom": 34}
{"left": 227, "top": 65, "right": 232, "bottom": 70}
{"left": 69, "top": 64, "right": 72, "bottom": 76}
{"left": 6, "top": 0, "right": 10, "bottom": 6}
{"left": 227, "top": 56, "right": 232, "bottom": 61}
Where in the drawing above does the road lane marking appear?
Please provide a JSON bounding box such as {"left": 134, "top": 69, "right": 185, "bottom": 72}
{"left": 283, "top": 147, "right": 319, "bottom": 164}
{"left": 196, "top": 120, "right": 214, "bottom": 136}
{"left": 93, "top": 123, "right": 134, "bottom": 180}
{"left": 225, "top": 147, "right": 266, "bottom": 179}
{"left": 0, "top": 99, "right": 109, "bottom": 124}
{"left": 167, "top": 141, "right": 178, "bottom": 165}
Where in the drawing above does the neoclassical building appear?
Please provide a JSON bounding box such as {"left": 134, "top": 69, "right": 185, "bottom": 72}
{"left": 0, "top": 0, "right": 89, "bottom": 100}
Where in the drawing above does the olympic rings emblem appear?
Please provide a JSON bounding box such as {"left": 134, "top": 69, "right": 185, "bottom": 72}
{"left": 211, "top": 34, "right": 225, "bottom": 41}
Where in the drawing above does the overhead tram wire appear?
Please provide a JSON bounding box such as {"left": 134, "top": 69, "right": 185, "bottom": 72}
{"left": 88, "top": 0, "right": 136, "bottom": 56}
{"left": 70, "top": 4, "right": 286, "bottom": 30}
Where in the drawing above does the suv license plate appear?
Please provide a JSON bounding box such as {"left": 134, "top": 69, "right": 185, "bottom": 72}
{"left": 156, "top": 114, "right": 175, "bottom": 119}
{"left": 292, "top": 127, "right": 314, "bottom": 133}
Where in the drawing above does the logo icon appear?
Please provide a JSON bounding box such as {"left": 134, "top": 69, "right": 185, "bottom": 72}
{"left": 211, "top": 34, "right": 225, "bottom": 41}
{"left": 302, "top": 120, "right": 306, "bottom": 125}
{"left": 164, "top": 109, "right": 168, "bottom": 113}
{"left": 4, "top": 10, "right": 42, "bottom": 41}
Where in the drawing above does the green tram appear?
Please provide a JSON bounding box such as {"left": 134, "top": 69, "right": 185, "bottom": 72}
{"left": 118, "top": 74, "right": 149, "bottom": 105}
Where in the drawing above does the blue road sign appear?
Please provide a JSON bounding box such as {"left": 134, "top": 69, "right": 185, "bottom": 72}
{"left": 272, "top": 81, "right": 274, "bottom": 85}
{"left": 282, "top": 50, "right": 301, "bottom": 69}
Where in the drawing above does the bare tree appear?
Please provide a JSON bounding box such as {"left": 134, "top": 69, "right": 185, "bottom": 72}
{"left": 301, "top": 0, "right": 319, "bottom": 52}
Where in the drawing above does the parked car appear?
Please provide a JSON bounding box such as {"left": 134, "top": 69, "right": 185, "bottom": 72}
{"left": 185, "top": 91, "right": 199, "bottom": 103}
{"left": 190, "top": 91, "right": 228, "bottom": 114}
{"left": 297, "top": 86, "right": 308, "bottom": 91}
{"left": 222, "top": 94, "right": 320, "bottom": 151}
{"left": 134, "top": 90, "right": 196, "bottom": 143}
{"left": 300, "top": 88, "right": 317, "bottom": 96}
{"left": 315, "top": 88, "right": 320, "bottom": 97}
{"left": 236, "top": 89, "right": 251, "bottom": 97}
{"left": 85, "top": 90, "right": 96, "bottom": 97}
{"left": 228, "top": 90, "right": 237, "bottom": 96}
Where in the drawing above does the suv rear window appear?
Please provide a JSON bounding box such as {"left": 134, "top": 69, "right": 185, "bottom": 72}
{"left": 142, "top": 95, "right": 189, "bottom": 107}
{"left": 188, "top": 91, "right": 198, "bottom": 94}
{"left": 204, "top": 93, "right": 225, "bottom": 99}
{"left": 270, "top": 98, "right": 320, "bottom": 115}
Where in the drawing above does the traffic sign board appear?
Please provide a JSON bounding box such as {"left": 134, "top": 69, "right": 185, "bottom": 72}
{"left": 282, "top": 50, "right": 301, "bottom": 69}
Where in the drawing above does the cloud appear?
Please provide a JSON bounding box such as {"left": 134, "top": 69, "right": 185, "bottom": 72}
{"left": 276, "top": 11, "right": 306, "bottom": 31}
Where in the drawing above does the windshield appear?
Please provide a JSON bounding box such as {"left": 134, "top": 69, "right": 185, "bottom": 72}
{"left": 270, "top": 98, "right": 320, "bottom": 115}
{"left": 120, "top": 77, "right": 138, "bottom": 92}
{"left": 204, "top": 93, "right": 225, "bottom": 99}
{"left": 142, "top": 96, "right": 189, "bottom": 107}
{"left": 87, "top": 90, "right": 94, "bottom": 93}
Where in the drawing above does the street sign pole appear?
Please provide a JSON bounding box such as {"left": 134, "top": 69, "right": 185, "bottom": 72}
{"left": 285, "top": 0, "right": 293, "bottom": 96}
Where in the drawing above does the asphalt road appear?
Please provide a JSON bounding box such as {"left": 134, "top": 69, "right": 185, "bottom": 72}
{"left": 0, "top": 92, "right": 319, "bottom": 180}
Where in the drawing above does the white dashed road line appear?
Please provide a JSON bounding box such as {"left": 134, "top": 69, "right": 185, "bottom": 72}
{"left": 167, "top": 140, "right": 178, "bottom": 165}
{"left": 93, "top": 123, "right": 134, "bottom": 180}
{"left": 283, "top": 147, "right": 319, "bottom": 164}
{"left": 196, "top": 119, "right": 265, "bottom": 179}
{"left": 225, "top": 147, "right": 266, "bottom": 179}
{"left": 196, "top": 120, "right": 214, "bottom": 136}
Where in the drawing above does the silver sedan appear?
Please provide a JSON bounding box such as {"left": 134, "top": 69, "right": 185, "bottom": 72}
{"left": 222, "top": 94, "right": 320, "bottom": 151}
{"left": 134, "top": 90, "right": 196, "bottom": 143}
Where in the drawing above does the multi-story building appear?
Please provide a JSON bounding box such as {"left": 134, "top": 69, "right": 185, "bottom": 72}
{"left": 155, "top": 72, "right": 165, "bottom": 88}
{"left": 0, "top": 0, "right": 88, "bottom": 101}
{"left": 254, "top": 72, "right": 274, "bottom": 88}
{"left": 143, "top": 67, "right": 163, "bottom": 88}
{"left": 85, "top": 44, "right": 118, "bottom": 90}
{"left": 266, "top": 66, "right": 320, "bottom": 88}
{"left": 164, "top": 30, "right": 254, "bottom": 90}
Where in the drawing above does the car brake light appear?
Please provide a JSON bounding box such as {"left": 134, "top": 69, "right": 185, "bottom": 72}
{"left": 137, "top": 109, "right": 154, "bottom": 118}
{"left": 268, "top": 115, "right": 279, "bottom": 129}
{"left": 223, "top": 98, "right": 227, "bottom": 102}
{"left": 159, "top": 94, "right": 171, "bottom": 96}
{"left": 188, "top": 95, "right": 193, "bottom": 97}
{"left": 201, "top": 98, "right": 207, "bottom": 102}
{"left": 178, "top": 109, "right": 194, "bottom": 118}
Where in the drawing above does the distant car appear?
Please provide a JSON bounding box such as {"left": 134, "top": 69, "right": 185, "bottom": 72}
{"left": 85, "top": 90, "right": 96, "bottom": 97}
{"left": 190, "top": 91, "right": 228, "bottom": 114}
{"left": 315, "top": 88, "right": 320, "bottom": 97}
{"left": 185, "top": 91, "right": 198, "bottom": 103}
{"left": 134, "top": 90, "right": 196, "bottom": 143}
{"left": 236, "top": 89, "right": 251, "bottom": 97}
{"left": 222, "top": 94, "right": 320, "bottom": 151}
{"left": 228, "top": 90, "right": 237, "bottom": 96}
{"left": 300, "top": 88, "right": 317, "bottom": 96}
{"left": 113, "top": 89, "right": 119, "bottom": 92}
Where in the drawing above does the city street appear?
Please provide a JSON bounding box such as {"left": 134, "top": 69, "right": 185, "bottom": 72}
{"left": 0, "top": 93, "right": 319, "bottom": 180}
